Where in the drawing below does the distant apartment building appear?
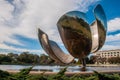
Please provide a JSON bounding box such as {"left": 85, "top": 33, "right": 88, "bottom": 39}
{"left": 95, "top": 49, "right": 120, "bottom": 58}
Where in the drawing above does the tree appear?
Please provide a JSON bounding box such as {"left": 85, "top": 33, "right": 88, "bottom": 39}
{"left": 39, "top": 54, "right": 55, "bottom": 65}
{"left": 7, "top": 53, "right": 18, "bottom": 63}
{"left": 17, "top": 52, "right": 40, "bottom": 64}
{"left": 39, "top": 54, "right": 48, "bottom": 64}
{"left": 0, "top": 54, "right": 12, "bottom": 64}
{"left": 108, "top": 57, "right": 120, "bottom": 64}
{"left": 17, "top": 52, "right": 32, "bottom": 64}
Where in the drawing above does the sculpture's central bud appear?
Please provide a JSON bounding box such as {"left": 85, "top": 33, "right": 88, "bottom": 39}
{"left": 57, "top": 11, "right": 92, "bottom": 58}
{"left": 57, "top": 4, "right": 107, "bottom": 59}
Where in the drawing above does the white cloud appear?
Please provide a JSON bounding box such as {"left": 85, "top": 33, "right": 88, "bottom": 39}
{"left": 106, "top": 33, "right": 120, "bottom": 42}
{"left": 101, "top": 45, "right": 120, "bottom": 51}
{"left": 0, "top": 0, "right": 24, "bottom": 46}
{"left": 0, "top": 0, "right": 100, "bottom": 53}
{"left": 108, "top": 18, "right": 120, "bottom": 32}
{"left": 106, "top": 18, "right": 120, "bottom": 43}
{"left": 1, "top": 0, "right": 120, "bottom": 54}
{"left": 0, "top": 43, "right": 45, "bottom": 54}
{"left": 15, "top": 0, "right": 100, "bottom": 41}
{"left": 101, "top": 18, "right": 120, "bottom": 50}
{"left": 0, "top": 0, "right": 14, "bottom": 20}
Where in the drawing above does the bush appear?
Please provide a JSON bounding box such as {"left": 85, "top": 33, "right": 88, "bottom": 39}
{"left": 0, "top": 67, "right": 120, "bottom": 80}
{"left": 108, "top": 57, "right": 120, "bottom": 64}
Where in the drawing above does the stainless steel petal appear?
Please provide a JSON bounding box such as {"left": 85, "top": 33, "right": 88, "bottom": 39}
{"left": 38, "top": 28, "right": 74, "bottom": 64}
{"left": 90, "top": 21, "right": 99, "bottom": 52}
{"left": 49, "top": 40, "right": 74, "bottom": 64}
{"left": 91, "top": 4, "right": 107, "bottom": 53}
{"left": 57, "top": 11, "right": 92, "bottom": 59}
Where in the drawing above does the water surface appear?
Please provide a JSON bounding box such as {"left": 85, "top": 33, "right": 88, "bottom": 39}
{"left": 0, "top": 65, "right": 120, "bottom": 72}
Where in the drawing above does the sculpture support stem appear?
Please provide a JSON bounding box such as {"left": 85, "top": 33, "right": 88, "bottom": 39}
{"left": 80, "top": 58, "right": 86, "bottom": 71}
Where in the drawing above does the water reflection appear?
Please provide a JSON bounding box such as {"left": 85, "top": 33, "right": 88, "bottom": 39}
{"left": 0, "top": 65, "right": 120, "bottom": 72}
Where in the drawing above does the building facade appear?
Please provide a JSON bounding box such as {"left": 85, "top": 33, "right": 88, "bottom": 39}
{"left": 95, "top": 49, "right": 120, "bottom": 58}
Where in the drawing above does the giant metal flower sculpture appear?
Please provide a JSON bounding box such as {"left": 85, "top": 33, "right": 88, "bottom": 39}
{"left": 38, "top": 4, "right": 107, "bottom": 71}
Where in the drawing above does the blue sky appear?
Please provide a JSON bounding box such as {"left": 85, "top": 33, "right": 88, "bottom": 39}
{"left": 0, "top": 0, "right": 120, "bottom": 55}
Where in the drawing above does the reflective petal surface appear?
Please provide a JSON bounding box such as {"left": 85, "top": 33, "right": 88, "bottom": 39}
{"left": 38, "top": 28, "right": 74, "bottom": 64}
{"left": 57, "top": 11, "right": 92, "bottom": 59}
{"left": 91, "top": 4, "right": 107, "bottom": 52}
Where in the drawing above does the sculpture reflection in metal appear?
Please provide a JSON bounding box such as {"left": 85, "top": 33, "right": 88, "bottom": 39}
{"left": 38, "top": 4, "right": 107, "bottom": 71}
{"left": 38, "top": 28, "right": 74, "bottom": 64}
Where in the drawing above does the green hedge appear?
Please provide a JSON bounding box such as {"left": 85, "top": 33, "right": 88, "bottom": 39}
{"left": 0, "top": 67, "right": 120, "bottom": 80}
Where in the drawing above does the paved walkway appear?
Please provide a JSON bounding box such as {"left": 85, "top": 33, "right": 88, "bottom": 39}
{"left": 7, "top": 70, "right": 120, "bottom": 76}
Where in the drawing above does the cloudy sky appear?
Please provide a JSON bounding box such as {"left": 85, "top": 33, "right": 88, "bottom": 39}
{"left": 0, "top": 0, "right": 120, "bottom": 55}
